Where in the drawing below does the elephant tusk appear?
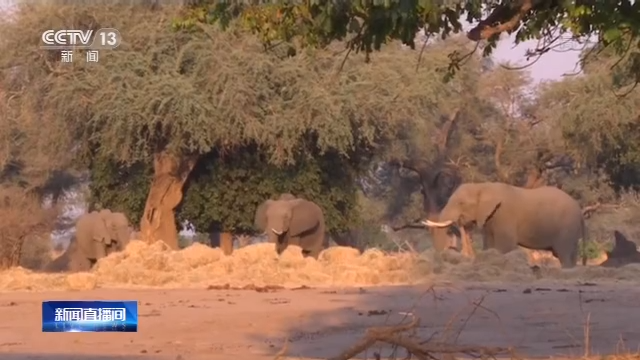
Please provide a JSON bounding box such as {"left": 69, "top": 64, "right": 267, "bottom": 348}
{"left": 271, "top": 228, "right": 283, "bottom": 235}
{"left": 421, "top": 219, "right": 454, "bottom": 228}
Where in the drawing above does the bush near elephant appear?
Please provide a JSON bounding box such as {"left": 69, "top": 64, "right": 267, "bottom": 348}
{"left": 254, "top": 193, "right": 326, "bottom": 259}
{"left": 44, "top": 209, "right": 132, "bottom": 272}
{"left": 423, "top": 182, "right": 587, "bottom": 268}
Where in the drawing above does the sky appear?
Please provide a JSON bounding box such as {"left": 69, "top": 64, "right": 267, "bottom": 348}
{"left": 492, "top": 33, "right": 588, "bottom": 83}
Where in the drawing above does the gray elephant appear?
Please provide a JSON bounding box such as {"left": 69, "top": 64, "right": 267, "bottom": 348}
{"left": 44, "top": 209, "right": 131, "bottom": 272}
{"left": 254, "top": 194, "right": 326, "bottom": 258}
{"left": 422, "top": 182, "right": 587, "bottom": 268}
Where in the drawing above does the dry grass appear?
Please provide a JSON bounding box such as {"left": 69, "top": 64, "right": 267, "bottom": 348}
{"left": 0, "top": 241, "right": 419, "bottom": 291}
{"left": 1, "top": 240, "right": 640, "bottom": 292}
{"left": 416, "top": 247, "right": 640, "bottom": 283}
{"left": 523, "top": 249, "right": 608, "bottom": 267}
{"left": 0, "top": 187, "right": 58, "bottom": 269}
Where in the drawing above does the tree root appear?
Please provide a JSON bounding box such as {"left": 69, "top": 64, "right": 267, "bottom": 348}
{"left": 328, "top": 316, "right": 513, "bottom": 360}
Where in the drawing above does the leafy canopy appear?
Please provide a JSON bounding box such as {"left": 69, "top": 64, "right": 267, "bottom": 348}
{"left": 3, "top": 3, "right": 432, "bottom": 166}
{"left": 174, "top": 0, "right": 640, "bottom": 82}
{"left": 82, "top": 27, "right": 491, "bottom": 235}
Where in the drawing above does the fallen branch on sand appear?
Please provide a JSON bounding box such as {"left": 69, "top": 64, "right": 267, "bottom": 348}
{"left": 326, "top": 315, "right": 512, "bottom": 360}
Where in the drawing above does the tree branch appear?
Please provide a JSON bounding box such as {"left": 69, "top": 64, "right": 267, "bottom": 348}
{"left": 390, "top": 220, "right": 427, "bottom": 231}
{"left": 522, "top": 167, "right": 546, "bottom": 189}
{"left": 437, "top": 109, "right": 460, "bottom": 154}
{"left": 493, "top": 136, "right": 510, "bottom": 182}
{"left": 328, "top": 315, "right": 512, "bottom": 360}
{"left": 582, "top": 202, "right": 620, "bottom": 218}
{"left": 467, "top": 0, "right": 536, "bottom": 41}
{"left": 393, "top": 158, "right": 431, "bottom": 176}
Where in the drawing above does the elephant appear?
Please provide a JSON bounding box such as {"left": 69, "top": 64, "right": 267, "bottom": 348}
{"left": 422, "top": 182, "right": 587, "bottom": 268}
{"left": 44, "top": 209, "right": 132, "bottom": 272}
{"left": 254, "top": 194, "right": 326, "bottom": 258}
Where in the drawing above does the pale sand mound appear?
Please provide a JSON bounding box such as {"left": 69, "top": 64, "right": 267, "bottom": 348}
{"left": 1, "top": 241, "right": 640, "bottom": 291}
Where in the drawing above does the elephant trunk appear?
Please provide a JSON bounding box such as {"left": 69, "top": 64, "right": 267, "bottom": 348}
{"left": 270, "top": 219, "right": 290, "bottom": 236}
{"left": 117, "top": 228, "right": 132, "bottom": 251}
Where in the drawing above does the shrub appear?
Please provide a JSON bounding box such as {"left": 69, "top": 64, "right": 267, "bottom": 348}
{"left": 0, "top": 187, "right": 57, "bottom": 269}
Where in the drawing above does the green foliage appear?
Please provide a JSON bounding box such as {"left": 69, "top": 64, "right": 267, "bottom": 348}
{"left": 175, "top": 1, "right": 480, "bottom": 51}
{"left": 534, "top": 53, "right": 640, "bottom": 194}
{"left": 172, "top": 0, "right": 640, "bottom": 82}
{"left": 88, "top": 145, "right": 362, "bottom": 235}
{"left": 178, "top": 234, "right": 193, "bottom": 249}
{"left": 178, "top": 147, "right": 360, "bottom": 234}
{"left": 4, "top": 3, "right": 433, "bottom": 168}
{"left": 579, "top": 240, "right": 612, "bottom": 261}
{"left": 191, "top": 233, "right": 212, "bottom": 245}
{"left": 86, "top": 156, "right": 152, "bottom": 226}
{"left": 172, "top": 0, "right": 503, "bottom": 80}
{"left": 3, "top": 4, "right": 481, "bottom": 240}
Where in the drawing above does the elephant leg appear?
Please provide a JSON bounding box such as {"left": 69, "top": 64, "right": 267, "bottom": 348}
{"left": 552, "top": 241, "right": 578, "bottom": 269}
{"left": 68, "top": 254, "right": 92, "bottom": 272}
{"left": 302, "top": 247, "right": 322, "bottom": 259}
{"left": 488, "top": 226, "right": 518, "bottom": 254}
{"left": 481, "top": 228, "right": 494, "bottom": 250}
{"left": 299, "top": 234, "right": 324, "bottom": 259}
{"left": 93, "top": 240, "right": 107, "bottom": 259}
{"left": 494, "top": 238, "right": 518, "bottom": 254}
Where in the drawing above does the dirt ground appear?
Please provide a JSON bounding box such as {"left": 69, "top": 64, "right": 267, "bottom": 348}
{"left": 0, "top": 281, "right": 639, "bottom": 360}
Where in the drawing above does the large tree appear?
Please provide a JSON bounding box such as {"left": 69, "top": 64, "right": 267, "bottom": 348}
{"left": 534, "top": 46, "right": 640, "bottom": 197}
{"left": 86, "top": 34, "right": 497, "bottom": 251}
{"left": 0, "top": 66, "right": 68, "bottom": 269}
{"left": 3, "top": 3, "right": 464, "bottom": 250}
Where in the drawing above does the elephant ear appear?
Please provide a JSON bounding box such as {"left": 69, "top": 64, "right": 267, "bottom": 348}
{"left": 94, "top": 214, "right": 114, "bottom": 245}
{"left": 289, "top": 199, "right": 323, "bottom": 237}
{"left": 108, "top": 212, "right": 131, "bottom": 246}
{"left": 475, "top": 189, "right": 501, "bottom": 227}
{"left": 254, "top": 199, "right": 275, "bottom": 232}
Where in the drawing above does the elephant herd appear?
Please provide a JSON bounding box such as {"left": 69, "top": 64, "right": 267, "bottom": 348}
{"left": 43, "top": 193, "right": 329, "bottom": 272}
{"left": 44, "top": 182, "right": 640, "bottom": 273}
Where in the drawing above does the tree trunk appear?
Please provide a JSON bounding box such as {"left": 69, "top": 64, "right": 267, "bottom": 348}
{"left": 220, "top": 232, "right": 234, "bottom": 255}
{"left": 140, "top": 151, "right": 197, "bottom": 250}
{"left": 523, "top": 167, "right": 546, "bottom": 189}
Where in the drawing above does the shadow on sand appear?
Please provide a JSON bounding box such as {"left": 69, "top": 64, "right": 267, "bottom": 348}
{"left": 248, "top": 282, "right": 640, "bottom": 359}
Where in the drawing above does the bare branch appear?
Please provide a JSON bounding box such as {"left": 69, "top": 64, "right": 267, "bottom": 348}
{"left": 467, "top": 0, "right": 536, "bottom": 41}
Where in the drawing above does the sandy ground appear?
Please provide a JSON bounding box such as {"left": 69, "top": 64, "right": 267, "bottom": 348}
{"left": 0, "top": 281, "right": 639, "bottom": 360}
